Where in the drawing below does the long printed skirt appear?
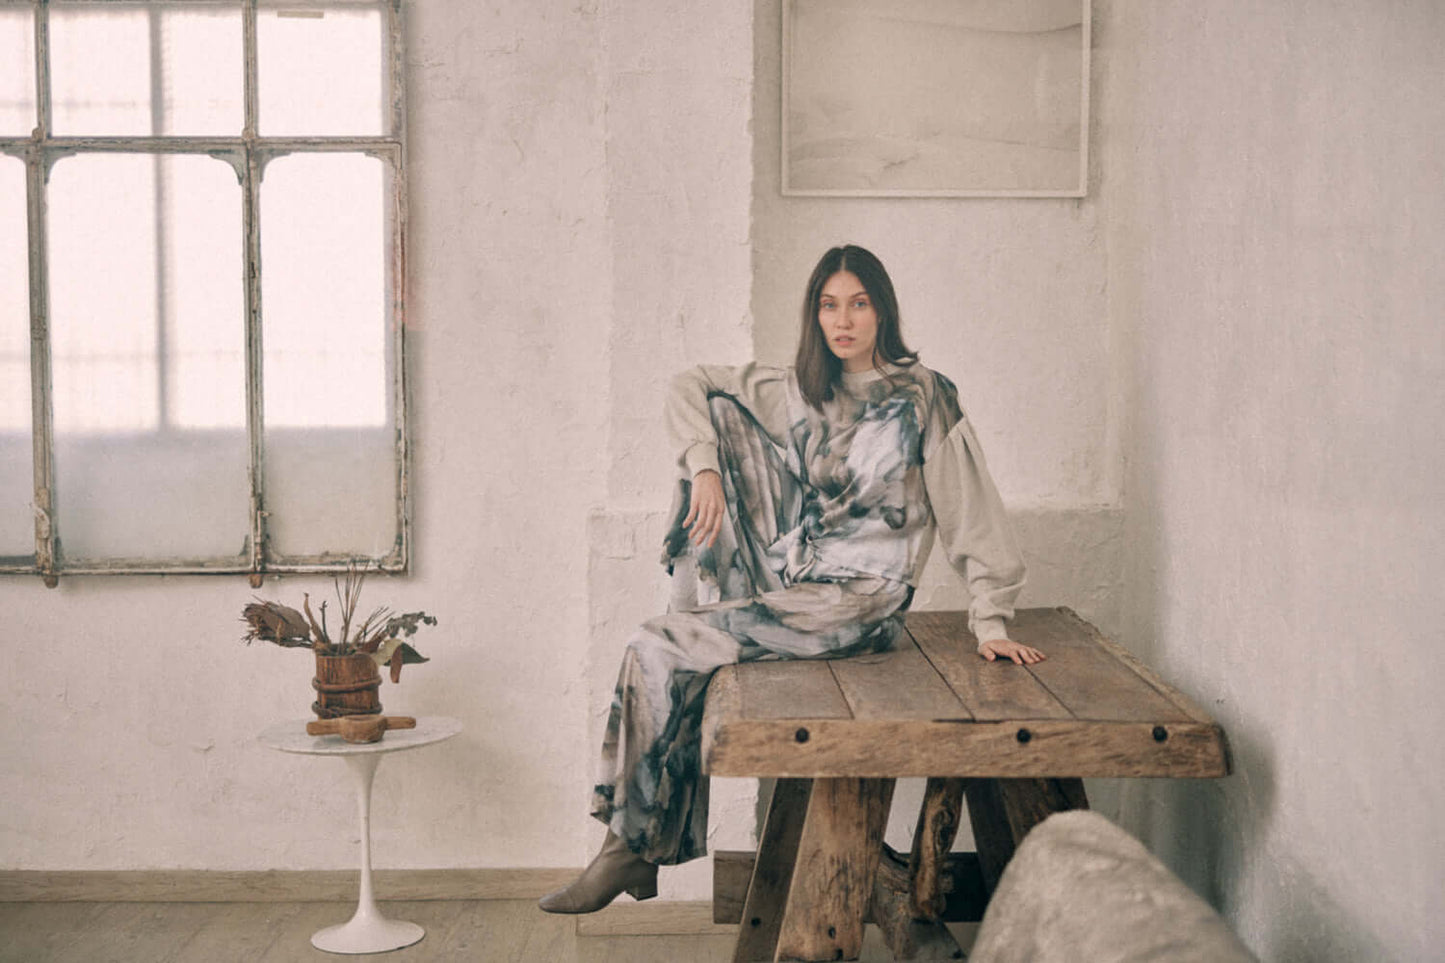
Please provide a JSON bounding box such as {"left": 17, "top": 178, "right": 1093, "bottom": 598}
{"left": 590, "top": 395, "right": 912, "bottom": 865}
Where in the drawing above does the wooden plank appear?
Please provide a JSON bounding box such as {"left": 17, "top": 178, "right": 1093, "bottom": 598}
{"left": 0, "top": 900, "right": 110, "bottom": 961}
{"left": 714, "top": 850, "right": 755, "bottom": 925}
{"left": 739, "top": 659, "right": 853, "bottom": 720}
{"left": 703, "top": 664, "right": 745, "bottom": 773}
{"left": 731, "top": 778, "right": 812, "bottom": 963}
{"left": 0, "top": 867, "right": 581, "bottom": 903}
{"left": 704, "top": 717, "right": 1230, "bottom": 779}
{"left": 1010, "top": 608, "right": 1194, "bottom": 722}
{"left": 963, "top": 780, "right": 1014, "bottom": 895}
{"left": 829, "top": 635, "right": 972, "bottom": 720}
{"left": 1053, "top": 606, "right": 1220, "bottom": 724}
{"left": 964, "top": 777, "right": 1090, "bottom": 900}
{"left": 871, "top": 846, "right": 967, "bottom": 960}
{"left": 906, "top": 611, "right": 1073, "bottom": 721}
{"left": 997, "top": 777, "right": 1090, "bottom": 839}
{"left": 908, "top": 777, "right": 967, "bottom": 920}
{"left": 718, "top": 849, "right": 987, "bottom": 927}
{"left": 577, "top": 900, "right": 737, "bottom": 937}
{"left": 775, "top": 777, "right": 895, "bottom": 962}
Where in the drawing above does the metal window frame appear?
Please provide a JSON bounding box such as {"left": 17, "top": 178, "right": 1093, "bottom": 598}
{"left": 0, "top": 0, "right": 410, "bottom": 587}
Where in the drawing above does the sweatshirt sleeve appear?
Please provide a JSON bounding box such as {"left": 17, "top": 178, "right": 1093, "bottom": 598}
{"left": 665, "top": 363, "right": 792, "bottom": 479}
{"left": 921, "top": 388, "right": 1027, "bottom": 650}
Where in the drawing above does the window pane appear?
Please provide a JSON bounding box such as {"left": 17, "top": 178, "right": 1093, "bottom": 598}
{"left": 261, "top": 153, "right": 387, "bottom": 429}
{"left": 0, "top": 156, "right": 32, "bottom": 560}
{"left": 0, "top": 7, "right": 36, "bottom": 136}
{"left": 258, "top": 3, "right": 384, "bottom": 136}
{"left": 50, "top": 3, "right": 152, "bottom": 136}
{"left": 50, "top": 154, "right": 249, "bottom": 561}
{"left": 158, "top": 4, "right": 244, "bottom": 136}
{"left": 49, "top": 154, "right": 159, "bottom": 434}
{"left": 166, "top": 157, "right": 246, "bottom": 429}
{"left": 261, "top": 152, "right": 395, "bottom": 558}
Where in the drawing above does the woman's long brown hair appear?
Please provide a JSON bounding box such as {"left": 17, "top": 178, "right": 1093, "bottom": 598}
{"left": 794, "top": 245, "right": 917, "bottom": 409}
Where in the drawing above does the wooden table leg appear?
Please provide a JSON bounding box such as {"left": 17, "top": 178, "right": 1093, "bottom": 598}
{"left": 732, "top": 778, "right": 812, "bottom": 963}
{"left": 965, "top": 778, "right": 1089, "bottom": 896}
{"left": 774, "top": 777, "right": 895, "bottom": 962}
{"left": 865, "top": 777, "right": 971, "bottom": 961}
{"left": 909, "top": 777, "right": 967, "bottom": 919}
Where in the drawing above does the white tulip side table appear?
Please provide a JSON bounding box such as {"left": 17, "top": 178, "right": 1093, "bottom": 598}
{"left": 258, "top": 716, "right": 463, "bottom": 955}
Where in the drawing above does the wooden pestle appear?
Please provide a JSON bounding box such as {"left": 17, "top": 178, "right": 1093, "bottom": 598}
{"left": 306, "top": 715, "right": 417, "bottom": 744}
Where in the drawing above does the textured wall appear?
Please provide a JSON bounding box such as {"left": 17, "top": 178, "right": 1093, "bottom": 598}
{"left": 7, "top": 10, "right": 1436, "bottom": 958}
{"left": 3, "top": 0, "right": 616, "bottom": 872}
{"left": 1104, "top": 5, "right": 1445, "bottom": 960}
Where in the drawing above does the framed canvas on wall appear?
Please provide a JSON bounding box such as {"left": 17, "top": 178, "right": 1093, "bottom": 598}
{"left": 782, "top": 0, "right": 1091, "bottom": 197}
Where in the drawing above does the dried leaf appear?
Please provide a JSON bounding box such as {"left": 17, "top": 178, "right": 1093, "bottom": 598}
{"left": 240, "top": 600, "right": 312, "bottom": 648}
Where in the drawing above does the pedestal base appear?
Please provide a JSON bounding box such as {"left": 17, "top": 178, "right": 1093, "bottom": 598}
{"left": 311, "top": 914, "right": 424, "bottom": 955}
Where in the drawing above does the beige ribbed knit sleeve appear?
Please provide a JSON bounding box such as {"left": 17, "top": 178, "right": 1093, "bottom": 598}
{"left": 665, "top": 363, "right": 792, "bottom": 479}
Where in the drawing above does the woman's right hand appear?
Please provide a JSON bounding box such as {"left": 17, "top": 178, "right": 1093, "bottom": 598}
{"left": 684, "top": 470, "right": 725, "bottom": 548}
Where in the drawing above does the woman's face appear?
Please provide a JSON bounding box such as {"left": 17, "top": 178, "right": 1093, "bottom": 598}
{"left": 817, "top": 270, "right": 879, "bottom": 373}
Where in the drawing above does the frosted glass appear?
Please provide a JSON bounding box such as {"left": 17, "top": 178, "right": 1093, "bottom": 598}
{"left": 50, "top": 4, "right": 151, "bottom": 136}
{"left": 261, "top": 152, "right": 395, "bottom": 558}
{"left": 165, "top": 157, "right": 246, "bottom": 429}
{"left": 260, "top": 153, "right": 387, "bottom": 430}
{"left": 0, "top": 8, "right": 36, "bottom": 136}
{"left": 51, "top": 3, "right": 243, "bottom": 137}
{"left": 258, "top": 4, "right": 385, "bottom": 136}
{"left": 157, "top": 6, "right": 244, "bottom": 135}
{"left": 49, "top": 154, "right": 249, "bottom": 561}
{"left": 49, "top": 154, "right": 159, "bottom": 434}
{"left": 0, "top": 157, "right": 32, "bottom": 560}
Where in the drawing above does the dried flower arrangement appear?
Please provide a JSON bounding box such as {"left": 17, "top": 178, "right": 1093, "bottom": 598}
{"left": 240, "top": 567, "right": 434, "bottom": 683}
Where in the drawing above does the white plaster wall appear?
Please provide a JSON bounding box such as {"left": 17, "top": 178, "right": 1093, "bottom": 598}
{"left": 583, "top": 0, "right": 758, "bottom": 901}
{"left": 2, "top": 0, "right": 762, "bottom": 894}
{"left": 2, "top": 0, "right": 617, "bottom": 872}
{"left": 1104, "top": 4, "right": 1445, "bottom": 960}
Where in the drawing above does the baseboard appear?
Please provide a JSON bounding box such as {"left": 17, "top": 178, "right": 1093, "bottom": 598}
{"left": 0, "top": 867, "right": 580, "bottom": 903}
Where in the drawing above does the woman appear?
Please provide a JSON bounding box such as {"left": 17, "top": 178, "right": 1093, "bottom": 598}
{"left": 539, "top": 244, "right": 1043, "bottom": 914}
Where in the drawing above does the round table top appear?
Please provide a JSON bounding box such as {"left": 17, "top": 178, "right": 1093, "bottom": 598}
{"left": 258, "top": 715, "right": 463, "bottom": 757}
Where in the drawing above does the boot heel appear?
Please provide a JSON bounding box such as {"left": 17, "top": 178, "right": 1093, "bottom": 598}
{"left": 626, "top": 879, "right": 658, "bottom": 901}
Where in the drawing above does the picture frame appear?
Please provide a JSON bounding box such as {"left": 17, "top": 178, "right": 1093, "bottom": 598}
{"left": 781, "top": 0, "right": 1091, "bottom": 198}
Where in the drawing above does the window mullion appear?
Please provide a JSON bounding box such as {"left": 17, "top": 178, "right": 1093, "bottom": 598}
{"left": 387, "top": 0, "right": 409, "bottom": 570}
{"left": 242, "top": 0, "right": 267, "bottom": 587}
{"left": 26, "top": 149, "right": 56, "bottom": 587}
{"left": 29, "top": 0, "right": 57, "bottom": 585}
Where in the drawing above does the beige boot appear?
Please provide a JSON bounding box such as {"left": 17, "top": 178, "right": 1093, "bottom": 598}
{"left": 537, "top": 831, "right": 659, "bottom": 914}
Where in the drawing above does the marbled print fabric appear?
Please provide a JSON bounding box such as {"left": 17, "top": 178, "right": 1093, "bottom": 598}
{"left": 591, "top": 390, "right": 919, "bottom": 865}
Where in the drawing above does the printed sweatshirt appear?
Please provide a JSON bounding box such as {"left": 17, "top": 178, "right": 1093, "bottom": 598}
{"left": 666, "top": 360, "right": 1026, "bottom": 648}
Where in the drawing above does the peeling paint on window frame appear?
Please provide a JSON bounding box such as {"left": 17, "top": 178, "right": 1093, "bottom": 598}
{"left": 0, "top": 0, "right": 411, "bottom": 587}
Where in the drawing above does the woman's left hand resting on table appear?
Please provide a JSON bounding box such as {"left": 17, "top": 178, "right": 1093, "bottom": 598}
{"left": 979, "top": 639, "right": 1046, "bottom": 665}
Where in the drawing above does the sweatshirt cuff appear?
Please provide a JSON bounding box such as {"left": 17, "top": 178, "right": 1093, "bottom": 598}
{"left": 972, "top": 617, "right": 1011, "bottom": 651}
{"left": 683, "top": 443, "right": 720, "bottom": 480}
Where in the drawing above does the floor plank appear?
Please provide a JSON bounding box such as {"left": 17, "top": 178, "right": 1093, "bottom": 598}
{"left": 0, "top": 899, "right": 975, "bottom": 961}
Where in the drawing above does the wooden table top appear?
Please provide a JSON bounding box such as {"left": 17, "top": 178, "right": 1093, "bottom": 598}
{"left": 702, "top": 607, "right": 1230, "bottom": 780}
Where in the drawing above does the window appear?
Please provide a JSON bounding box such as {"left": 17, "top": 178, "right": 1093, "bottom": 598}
{"left": 0, "top": 0, "right": 409, "bottom": 585}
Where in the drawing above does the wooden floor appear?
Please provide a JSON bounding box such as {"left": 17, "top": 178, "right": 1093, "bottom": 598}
{"left": 0, "top": 900, "right": 977, "bottom": 962}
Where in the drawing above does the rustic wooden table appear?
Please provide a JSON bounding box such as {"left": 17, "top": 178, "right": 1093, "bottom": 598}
{"left": 702, "top": 607, "right": 1230, "bottom": 963}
